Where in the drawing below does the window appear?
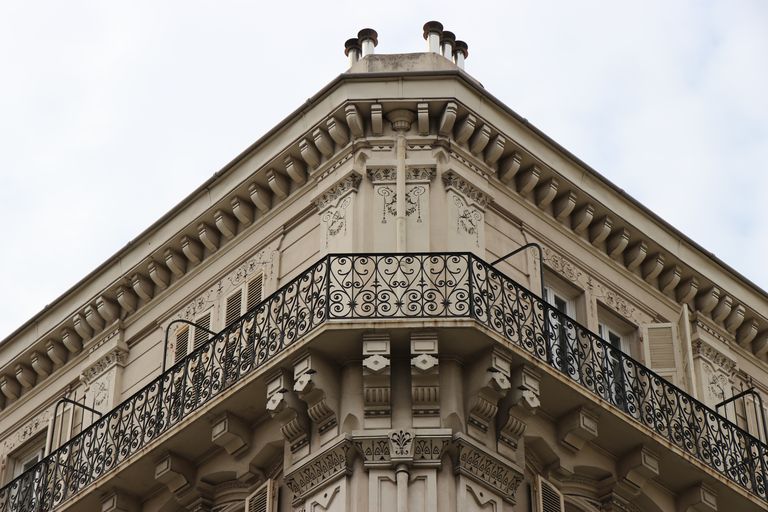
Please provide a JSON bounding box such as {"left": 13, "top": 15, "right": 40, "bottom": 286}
{"left": 173, "top": 310, "right": 213, "bottom": 364}
{"left": 597, "top": 307, "right": 637, "bottom": 413}
{"left": 10, "top": 435, "right": 46, "bottom": 481}
{"left": 543, "top": 275, "right": 583, "bottom": 381}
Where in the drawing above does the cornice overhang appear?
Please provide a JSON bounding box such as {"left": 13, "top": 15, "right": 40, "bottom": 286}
{"left": 2, "top": 58, "right": 768, "bottom": 409}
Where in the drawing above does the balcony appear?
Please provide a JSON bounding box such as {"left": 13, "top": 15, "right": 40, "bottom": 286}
{"left": 1, "top": 253, "right": 766, "bottom": 510}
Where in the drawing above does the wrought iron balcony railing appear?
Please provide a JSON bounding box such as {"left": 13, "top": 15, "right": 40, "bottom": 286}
{"left": 2, "top": 253, "right": 766, "bottom": 510}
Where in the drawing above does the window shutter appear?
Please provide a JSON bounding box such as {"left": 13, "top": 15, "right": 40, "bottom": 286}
{"left": 226, "top": 290, "right": 243, "bottom": 326}
{"left": 247, "top": 273, "right": 264, "bottom": 311}
{"left": 677, "top": 305, "right": 697, "bottom": 396}
{"left": 194, "top": 313, "right": 211, "bottom": 350}
{"left": 245, "top": 479, "right": 278, "bottom": 512}
{"left": 533, "top": 475, "right": 564, "bottom": 512}
{"left": 641, "top": 322, "right": 681, "bottom": 386}
{"left": 174, "top": 327, "right": 189, "bottom": 363}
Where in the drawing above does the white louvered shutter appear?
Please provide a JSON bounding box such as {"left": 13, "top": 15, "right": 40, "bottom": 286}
{"left": 677, "top": 305, "right": 697, "bottom": 395}
{"left": 194, "top": 312, "right": 212, "bottom": 350}
{"left": 225, "top": 289, "right": 243, "bottom": 326}
{"left": 245, "top": 479, "right": 278, "bottom": 512}
{"left": 642, "top": 322, "right": 681, "bottom": 386}
{"left": 247, "top": 273, "right": 264, "bottom": 311}
{"left": 174, "top": 327, "right": 189, "bottom": 363}
{"left": 533, "top": 475, "right": 564, "bottom": 512}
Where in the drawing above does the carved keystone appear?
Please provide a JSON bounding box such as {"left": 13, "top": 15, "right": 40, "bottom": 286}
{"left": 211, "top": 412, "right": 250, "bottom": 456}
{"left": 266, "top": 370, "right": 310, "bottom": 458}
{"left": 294, "top": 352, "right": 339, "bottom": 444}
{"left": 362, "top": 333, "right": 391, "bottom": 428}
{"left": 557, "top": 407, "right": 598, "bottom": 452}
{"left": 677, "top": 482, "right": 717, "bottom": 512}
{"left": 100, "top": 490, "right": 139, "bottom": 512}
{"left": 410, "top": 332, "right": 440, "bottom": 428}
{"left": 155, "top": 452, "right": 195, "bottom": 494}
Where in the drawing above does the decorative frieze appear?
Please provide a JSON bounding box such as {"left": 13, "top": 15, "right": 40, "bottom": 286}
{"left": 441, "top": 170, "right": 490, "bottom": 209}
{"left": 313, "top": 171, "right": 362, "bottom": 211}
{"left": 284, "top": 438, "right": 353, "bottom": 504}
{"left": 453, "top": 434, "right": 525, "bottom": 504}
{"left": 353, "top": 429, "right": 451, "bottom": 468}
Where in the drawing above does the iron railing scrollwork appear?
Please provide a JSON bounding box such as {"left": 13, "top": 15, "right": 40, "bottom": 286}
{"left": 1, "top": 253, "right": 766, "bottom": 510}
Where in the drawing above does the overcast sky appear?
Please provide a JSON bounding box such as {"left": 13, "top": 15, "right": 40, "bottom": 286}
{"left": 0, "top": 1, "right": 766, "bottom": 339}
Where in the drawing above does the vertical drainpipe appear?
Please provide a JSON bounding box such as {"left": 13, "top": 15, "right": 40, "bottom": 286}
{"left": 422, "top": 21, "right": 443, "bottom": 53}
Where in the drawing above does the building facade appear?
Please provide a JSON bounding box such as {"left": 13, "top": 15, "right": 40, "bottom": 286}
{"left": 1, "top": 23, "right": 767, "bottom": 512}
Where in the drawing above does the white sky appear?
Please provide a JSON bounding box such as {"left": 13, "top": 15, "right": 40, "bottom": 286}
{"left": 0, "top": 1, "right": 766, "bottom": 339}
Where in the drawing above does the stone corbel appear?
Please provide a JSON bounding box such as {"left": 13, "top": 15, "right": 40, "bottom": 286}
{"left": 557, "top": 406, "right": 598, "bottom": 452}
{"left": 30, "top": 351, "right": 52, "bottom": 378}
{"left": 266, "top": 370, "right": 310, "bottom": 458}
{"left": 695, "top": 286, "right": 720, "bottom": 315}
{"left": 736, "top": 318, "right": 759, "bottom": 348}
{"left": 327, "top": 118, "right": 350, "bottom": 147}
{"left": 214, "top": 209, "right": 237, "bottom": 239}
{"left": 61, "top": 327, "right": 83, "bottom": 353}
{"left": 72, "top": 312, "right": 94, "bottom": 341}
{"left": 516, "top": 165, "right": 540, "bottom": 196}
{"left": 600, "top": 445, "right": 660, "bottom": 504}
{"left": 0, "top": 375, "right": 21, "bottom": 400}
{"left": 469, "top": 124, "right": 491, "bottom": 155}
{"left": 724, "top": 303, "right": 745, "bottom": 333}
{"left": 659, "top": 265, "right": 682, "bottom": 295}
{"left": 607, "top": 228, "right": 630, "bottom": 259}
{"left": 642, "top": 253, "right": 665, "bottom": 282}
{"left": 164, "top": 249, "right": 186, "bottom": 277}
{"left": 231, "top": 195, "right": 254, "bottom": 225}
{"left": 466, "top": 349, "right": 512, "bottom": 444}
{"left": 485, "top": 135, "right": 505, "bottom": 165}
{"left": 553, "top": 191, "right": 577, "bottom": 221}
{"left": 498, "top": 152, "right": 522, "bottom": 184}
{"left": 147, "top": 260, "right": 171, "bottom": 290}
{"left": 84, "top": 304, "right": 106, "bottom": 332}
{"left": 15, "top": 364, "right": 36, "bottom": 389}
{"left": 496, "top": 365, "right": 541, "bottom": 457}
{"left": 370, "top": 104, "right": 384, "bottom": 136}
{"left": 344, "top": 105, "right": 365, "bottom": 138}
{"left": 46, "top": 340, "right": 68, "bottom": 367}
{"left": 676, "top": 482, "right": 717, "bottom": 512}
{"left": 115, "top": 285, "right": 138, "bottom": 315}
{"left": 284, "top": 155, "right": 307, "bottom": 185}
{"left": 180, "top": 235, "right": 204, "bottom": 264}
{"left": 96, "top": 296, "right": 120, "bottom": 324}
{"left": 312, "top": 128, "right": 334, "bottom": 158}
{"left": 711, "top": 295, "right": 733, "bottom": 324}
{"left": 362, "top": 333, "right": 391, "bottom": 428}
{"left": 130, "top": 273, "right": 154, "bottom": 302}
{"left": 211, "top": 412, "right": 250, "bottom": 456}
{"left": 571, "top": 204, "right": 595, "bottom": 234}
{"left": 624, "top": 241, "right": 647, "bottom": 271}
{"left": 155, "top": 452, "right": 196, "bottom": 494}
{"left": 293, "top": 352, "right": 339, "bottom": 444}
{"left": 454, "top": 114, "right": 476, "bottom": 144}
{"left": 197, "top": 222, "right": 220, "bottom": 252}
{"left": 100, "top": 489, "right": 139, "bottom": 512}
{"left": 248, "top": 183, "right": 272, "bottom": 214}
{"left": 438, "top": 102, "right": 457, "bottom": 137}
{"left": 410, "top": 332, "right": 440, "bottom": 427}
{"left": 535, "top": 178, "right": 559, "bottom": 209}
{"left": 676, "top": 277, "right": 699, "bottom": 305}
{"left": 588, "top": 215, "right": 613, "bottom": 245}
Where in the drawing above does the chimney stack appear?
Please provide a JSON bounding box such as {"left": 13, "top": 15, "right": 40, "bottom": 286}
{"left": 454, "top": 40, "right": 468, "bottom": 69}
{"left": 441, "top": 31, "right": 456, "bottom": 60}
{"left": 344, "top": 38, "right": 361, "bottom": 66}
{"left": 422, "top": 21, "right": 443, "bottom": 53}
{"left": 358, "top": 28, "right": 378, "bottom": 57}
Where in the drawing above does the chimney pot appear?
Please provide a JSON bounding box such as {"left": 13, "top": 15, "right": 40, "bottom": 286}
{"left": 422, "top": 21, "right": 443, "bottom": 53}
{"left": 344, "top": 37, "right": 361, "bottom": 66}
{"left": 357, "top": 28, "right": 378, "bottom": 57}
{"left": 454, "top": 40, "right": 468, "bottom": 69}
{"left": 441, "top": 30, "right": 456, "bottom": 60}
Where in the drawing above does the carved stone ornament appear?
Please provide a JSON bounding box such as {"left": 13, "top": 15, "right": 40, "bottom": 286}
{"left": 542, "top": 245, "right": 583, "bottom": 284}
{"left": 81, "top": 345, "right": 129, "bottom": 385}
{"left": 441, "top": 170, "right": 490, "bottom": 208}
{"left": 352, "top": 429, "right": 451, "bottom": 468}
{"left": 0, "top": 409, "right": 53, "bottom": 472}
{"left": 406, "top": 167, "right": 436, "bottom": 182}
{"left": 453, "top": 434, "right": 524, "bottom": 504}
{"left": 450, "top": 150, "right": 491, "bottom": 178}
{"left": 366, "top": 167, "right": 397, "bottom": 183}
{"left": 313, "top": 171, "right": 362, "bottom": 211}
{"left": 284, "top": 438, "right": 353, "bottom": 504}
{"left": 692, "top": 339, "right": 737, "bottom": 373}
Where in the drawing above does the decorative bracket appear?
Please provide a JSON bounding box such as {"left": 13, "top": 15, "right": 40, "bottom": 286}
{"left": 266, "top": 370, "right": 310, "bottom": 460}
{"left": 410, "top": 332, "right": 440, "bottom": 427}
{"left": 293, "top": 352, "right": 339, "bottom": 445}
{"left": 362, "top": 333, "right": 391, "bottom": 428}
{"left": 466, "top": 349, "right": 512, "bottom": 444}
